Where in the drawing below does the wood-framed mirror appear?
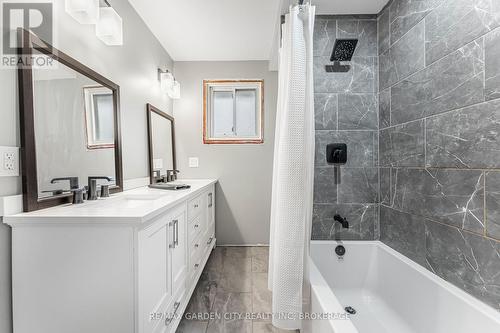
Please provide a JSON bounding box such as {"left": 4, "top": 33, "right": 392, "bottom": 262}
{"left": 17, "top": 29, "right": 123, "bottom": 212}
{"left": 146, "top": 104, "right": 176, "bottom": 185}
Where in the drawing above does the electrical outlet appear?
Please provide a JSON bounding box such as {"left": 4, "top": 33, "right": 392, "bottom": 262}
{"left": 0, "top": 146, "right": 19, "bottom": 177}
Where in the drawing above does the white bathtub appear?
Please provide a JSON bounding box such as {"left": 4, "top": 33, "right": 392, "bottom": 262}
{"left": 308, "top": 241, "right": 500, "bottom": 333}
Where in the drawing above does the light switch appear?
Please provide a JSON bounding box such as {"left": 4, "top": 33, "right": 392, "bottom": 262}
{"left": 188, "top": 157, "right": 199, "bottom": 168}
{"left": 0, "top": 146, "right": 19, "bottom": 177}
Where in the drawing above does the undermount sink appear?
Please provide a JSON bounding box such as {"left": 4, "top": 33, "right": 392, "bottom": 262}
{"left": 73, "top": 192, "right": 172, "bottom": 209}
{"left": 123, "top": 194, "right": 170, "bottom": 201}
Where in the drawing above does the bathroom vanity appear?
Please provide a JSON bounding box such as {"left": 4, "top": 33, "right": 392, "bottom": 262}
{"left": 4, "top": 179, "right": 216, "bottom": 333}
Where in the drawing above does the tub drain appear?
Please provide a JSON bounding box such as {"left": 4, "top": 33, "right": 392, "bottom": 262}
{"left": 345, "top": 306, "right": 356, "bottom": 315}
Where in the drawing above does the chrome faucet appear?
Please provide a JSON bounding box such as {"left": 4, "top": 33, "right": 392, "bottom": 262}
{"left": 165, "top": 170, "right": 180, "bottom": 182}
{"left": 87, "top": 176, "right": 113, "bottom": 200}
{"left": 50, "top": 177, "right": 79, "bottom": 190}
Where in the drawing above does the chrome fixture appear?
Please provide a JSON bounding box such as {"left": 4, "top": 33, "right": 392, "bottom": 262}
{"left": 50, "top": 177, "right": 79, "bottom": 190}
{"left": 87, "top": 176, "right": 113, "bottom": 200}
{"left": 165, "top": 169, "right": 180, "bottom": 182}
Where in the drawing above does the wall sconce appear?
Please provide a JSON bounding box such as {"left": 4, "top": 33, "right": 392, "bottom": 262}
{"left": 96, "top": 3, "right": 123, "bottom": 46}
{"left": 158, "top": 68, "right": 181, "bottom": 99}
{"left": 169, "top": 81, "right": 181, "bottom": 99}
{"left": 65, "top": 0, "right": 100, "bottom": 24}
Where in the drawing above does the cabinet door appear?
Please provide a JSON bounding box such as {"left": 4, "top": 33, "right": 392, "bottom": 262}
{"left": 138, "top": 216, "right": 173, "bottom": 333}
{"left": 170, "top": 206, "right": 187, "bottom": 295}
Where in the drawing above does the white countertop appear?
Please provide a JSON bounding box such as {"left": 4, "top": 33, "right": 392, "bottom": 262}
{"left": 3, "top": 179, "right": 217, "bottom": 226}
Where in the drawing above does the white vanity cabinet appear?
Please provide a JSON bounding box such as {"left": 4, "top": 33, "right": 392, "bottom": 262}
{"left": 138, "top": 203, "right": 187, "bottom": 333}
{"left": 4, "top": 180, "right": 216, "bottom": 333}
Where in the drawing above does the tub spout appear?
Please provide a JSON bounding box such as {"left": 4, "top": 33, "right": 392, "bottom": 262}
{"left": 334, "top": 214, "right": 349, "bottom": 228}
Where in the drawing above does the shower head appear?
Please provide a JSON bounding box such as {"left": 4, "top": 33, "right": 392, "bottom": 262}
{"left": 330, "top": 39, "right": 358, "bottom": 62}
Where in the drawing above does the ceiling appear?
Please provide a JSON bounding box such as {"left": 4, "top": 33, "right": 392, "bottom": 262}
{"left": 128, "top": 0, "right": 280, "bottom": 62}
{"left": 313, "top": 0, "right": 389, "bottom": 15}
{"left": 129, "top": 0, "right": 389, "bottom": 62}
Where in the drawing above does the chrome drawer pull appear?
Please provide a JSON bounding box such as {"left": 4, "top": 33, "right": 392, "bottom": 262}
{"left": 174, "top": 219, "right": 179, "bottom": 246}
{"left": 194, "top": 224, "right": 199, "bottom": 228}
{"left": 194, "top": 263, "right": 199, "bottom": 268}
{"left": 207, "top": 237, "right": 213, "bottom": 245}
{"left": 168, "top": 222, "right": 175, "bottom": 248}
{"left": 195, "top": 244, "right": 199, "bottom": 248}
{"left": 194, "top": 204, "right": 199, "bottom": 208}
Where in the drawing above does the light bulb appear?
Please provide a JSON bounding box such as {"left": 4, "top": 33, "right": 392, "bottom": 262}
{"left": 96, "top": 7, "right": 123, "bottom": 46}
{"left": 65, "top": 0, "right": 99, "bottom": 24}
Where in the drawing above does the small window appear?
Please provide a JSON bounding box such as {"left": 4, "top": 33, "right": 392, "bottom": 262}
{"left": 203, "top": 80, "right": 264, "bottom": 144}
{"left": 83, "top": 86, "right": 115, "bottom": 149}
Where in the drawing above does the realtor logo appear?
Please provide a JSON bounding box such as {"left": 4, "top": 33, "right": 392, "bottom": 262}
{"left": 1, "top": 1, "right": 54, "bottom": 67}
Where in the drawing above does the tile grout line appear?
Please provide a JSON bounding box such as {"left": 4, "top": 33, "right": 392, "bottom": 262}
{"left": 379, "top": 96, "right": 500, "bottom": 131}
{"left": 484, "top": 172, "right": 487, "bottom": 238}
{"left": 381, "top": 32, "right": 493, "bottom": 93}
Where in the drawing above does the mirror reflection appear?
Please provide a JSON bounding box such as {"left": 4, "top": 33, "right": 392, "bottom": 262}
{"left": 147, "top": 104, "right": 176, "bottom": 184}
{"left": 33, "top": 56, "right": 116, "bottom": 199}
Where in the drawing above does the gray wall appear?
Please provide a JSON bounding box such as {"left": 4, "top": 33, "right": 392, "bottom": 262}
{"left": 312, "top": 16, "right": 380, "bottom": 241}
{"left": 0, "top": 0, "right": 174, "bottom": 331}
{"left": 173, "top": 61, "right": 278, "bottom": 245}
{"left": 378, "top": 0, "right": 500, "bottom": 310}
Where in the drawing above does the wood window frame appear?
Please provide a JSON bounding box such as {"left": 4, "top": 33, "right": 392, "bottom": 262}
{"left": 203, "top": 79, "right": 264, "bottom": 144}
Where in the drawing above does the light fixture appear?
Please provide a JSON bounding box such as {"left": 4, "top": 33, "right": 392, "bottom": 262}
{"left": 158, "top": 69, "right": 181, "bottom": 99}
{"left": 158, "top": 69, "right": 174, "bottom": 91}
{"left": 168, "top": 81, "right": 181, "bottom": 99}
{"left": 65, "top": 0, "right": 100, "bottom": 24}
{"left": 96, "top": 3, "right": 123, "bottom": 46}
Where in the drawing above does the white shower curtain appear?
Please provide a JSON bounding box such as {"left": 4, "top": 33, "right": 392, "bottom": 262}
{"left": 268, "top": 3, "right": 315, "bottom": 331}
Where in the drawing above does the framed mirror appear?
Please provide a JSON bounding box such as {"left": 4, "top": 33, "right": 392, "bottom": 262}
{"left": 18, "top": 29, "right": 123, "bottom": 212}
{"left": 146, "top": 104, "right": 176, "bottom": 184}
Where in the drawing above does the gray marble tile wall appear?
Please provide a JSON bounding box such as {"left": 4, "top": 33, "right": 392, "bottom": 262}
{"left": 312, "top": 16, "right": 379, "bottom": 241}
{"left": 378, "top": 0, "right": 500, "bottom": 311}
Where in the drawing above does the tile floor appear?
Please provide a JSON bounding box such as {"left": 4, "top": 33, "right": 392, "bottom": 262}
{"left": 176, "top": 246, "right": 296, "bottom": 333}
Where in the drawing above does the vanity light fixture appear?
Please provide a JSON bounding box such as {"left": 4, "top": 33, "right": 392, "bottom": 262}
{"left": 158, "top": 68, "right": 181, "bottom": 99}
{"left": 96, "top": 1, "right": 123, "bottom": 46}
{"left": 168, "top": 81, "right": 181, "bottom": 99}
{"left": 65, "top": 0, "right": 100, "bottom": 24}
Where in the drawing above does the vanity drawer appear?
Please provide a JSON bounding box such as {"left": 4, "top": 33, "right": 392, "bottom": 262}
{"left": 187, "top": 194, "right": 203, "bottom": 220}
{"left": 189, "top": 253, "right": 203, "bottom": 282}
{"left": 188, "top": 214, "right": 204, "bottom": 242}
{"left": 190, "top": 234, "right": 203, "bottom": 259}
{"left": 189, "top": 229, "right": 204, "bottom": 262}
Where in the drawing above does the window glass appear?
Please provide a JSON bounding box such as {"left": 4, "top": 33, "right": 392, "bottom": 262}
{"left": 212, "top": 90, "right": 234, "bottom": 137}
{"left": 235, "top": 89, "right": 257, "bottom": 137}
